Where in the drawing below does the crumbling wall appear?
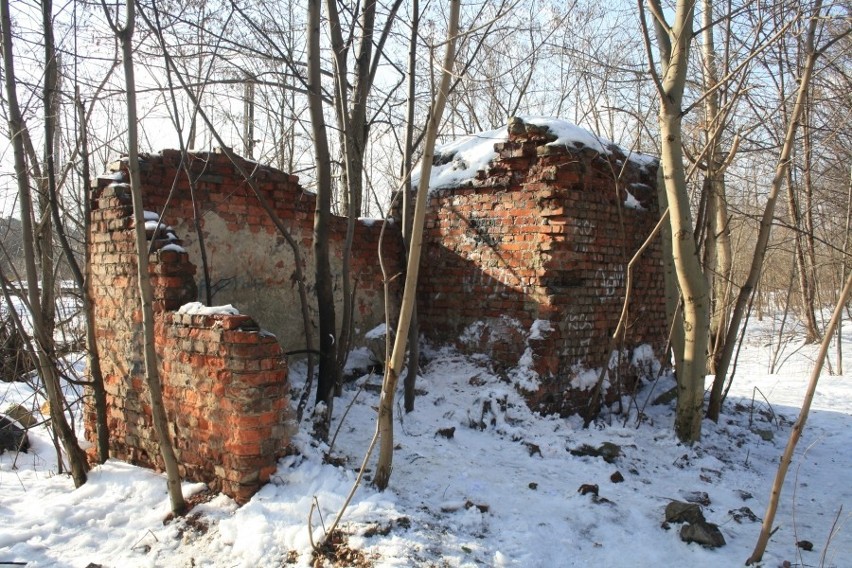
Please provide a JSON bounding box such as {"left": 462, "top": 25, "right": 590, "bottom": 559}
{"left": 86, "top": 151, "right": 399, "bottom": 502}
{"left": 129, "top": 149, "right": 397, "bottom": 352}
{"left": 418, "top": 120, "right": 667, "bottom": 415}
{"left": 88, "top": 125, "right": 667, "bottom": 499}
{"left": 87, "top": 180, "right": 292, "bottom": 502}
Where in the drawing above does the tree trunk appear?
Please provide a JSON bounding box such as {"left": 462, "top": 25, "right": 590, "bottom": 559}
{"left": 801, "top": 96, "right": 821, "bottom": 340}
{"left": 656, "top": 167, "right": 685, "bottom": 378}
{"left": 403, "top": 0, "right": 421, "bottom": 413}
{"left": 307, "top": 0, "right": 338, "bottom": 436}
{"left": 838, "top": 167, "right": 852, "bottom": 374}
{"left": 648, "top": 0, "right": 710, "bottom": 443}
{"left": 326, "top": 0, "right": 358, "bottom": 388}
{"left": 700, "top": 0, "right": 735, "bottom": 414}
{"left": 242, "top": 76, "right": 255, "bottom": 159}
{"left": 47, "top": 2, "right": 111, "bottom": 465}
{"left": 74, "top": 87, "right": 110, "bottom": 463}
{"left": 785, "top": 167, "right": 821, "bottom": 343}
{"left": 327, "top": 0, "right": 402, "bottom": 385}
{"left": 659, "top": 113, "right": 710, "bottom": 443}
{"left": 373, "top": 0, "right": 460, "bottom": 490}
{"left": 710, "top": 186, "right": 733, "bottom": 368}
{"left": 1, "top": 0, "right": 89, "bottom": 487}
{"left": 108, "top": 0, "right": 185, "bottom": 515}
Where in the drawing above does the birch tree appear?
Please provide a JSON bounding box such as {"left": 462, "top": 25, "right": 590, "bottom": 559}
{"left": 640, "top": 0, "right": 710, "bottom": 442}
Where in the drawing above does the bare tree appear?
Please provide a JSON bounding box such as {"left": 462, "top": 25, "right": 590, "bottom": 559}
{"left": 305, "top": 0, "right": 338, "bottom": 437}
{"left": 710, "top": 0, "right": 831, "bottom": 417}
{"left": 640, "top": 0, "right": 710, "bottom": 442}
{"left": 402, "top": 0, "right": 421, "bottom": 413}
{"left": 73, "top": 85, "right": 111, "bottom": 463}
{"left": 41, "top": 0, "right": 113, "bottom": 462}
{"left": 698, "top": 0, "right": 736, "bottom": 379}
{"left": 373, "top": 0, "right": 460, "bottom": 490}
{"left": 1, "top": 0, "right": 89, "bottom": 486}
{"left": 102, "top": 0, "right": 186, "bottom": 515}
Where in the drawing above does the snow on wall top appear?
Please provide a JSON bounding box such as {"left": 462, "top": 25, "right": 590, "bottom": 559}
{"left": 411, "top": 116, "right": 656, "bottom": 191}
{"left": 178, "top": 301, "right": 240, "bottom": 316}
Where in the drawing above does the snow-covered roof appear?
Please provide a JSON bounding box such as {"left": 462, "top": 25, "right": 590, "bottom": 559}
{"left": 411, "top": 117, "right": 656, "bottom": 192}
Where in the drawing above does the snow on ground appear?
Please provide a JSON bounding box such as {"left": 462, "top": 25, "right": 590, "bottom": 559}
{"left": 1, "top": 294, "right": 84, "bottom": 343}
{"left": 2, "top": 312, "right": 851, "bottom": 567}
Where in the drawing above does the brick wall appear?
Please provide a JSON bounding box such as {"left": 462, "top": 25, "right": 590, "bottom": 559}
{"left": 126, "top": 149, "right": 397, "bottom": 352}
{"left": 418, "top": 120, "right": 667, "bottom": 415}
{"left": 88, "top": 124, "right": 667, "bottom": 499}
{"left": 86, "top": 151, "right": 398, "bottom": 503}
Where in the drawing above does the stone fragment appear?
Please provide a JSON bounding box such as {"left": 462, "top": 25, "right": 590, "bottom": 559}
{"left": 4, "top": 403, "right": 37, "bottom": 428}
{"left": 436, "top": 427, "right": 455, "bottom": 439}
{"left": 665, "top": 501, "right": 705, "bottom": 524}
{"left": 0, "top": 415, "right": 29, "bottom": 454}
{"left": 569, "top": 442, "right": 621, "bottom": 463}
{"left": 729, "top": 506, "right": 759, "bottom": 523}
{"left": 597, "top": 442, "right": 621, "bottom": 463}
{"left": 682, "top": 490, "right": 711, "bottom": 506}
{"left": 679, "top": 521, "right": 726, "bottom": 548}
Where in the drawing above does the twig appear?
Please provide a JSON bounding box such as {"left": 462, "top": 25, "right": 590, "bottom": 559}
{"left": 749, "top": 387, "right": 778, "bottom": 429}
{"left": 327, "top": 377, "right": 368, "bottom": 456}
{"left": 130, "top": 529, "right": 158, "bottom": 551}
{"left": 820, "top": 505, "right": 845, "bottom": 568}
{"left": 307, "top": 497, "right": 320, "bottom": 552}
{"left": 314, "top": 418, "right": 382, "bottom": 549}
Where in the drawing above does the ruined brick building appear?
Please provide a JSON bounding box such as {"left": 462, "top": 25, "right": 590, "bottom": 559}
{"left": 86, "top": 117, "right": 667, "bottom": 502}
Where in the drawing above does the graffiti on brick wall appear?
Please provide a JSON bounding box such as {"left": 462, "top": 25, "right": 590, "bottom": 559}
{"left": 595, "top": 263, "right": 625, "bottom": 301}
{"left": 574, "top": 218, "right": 595, "bottom": 237}
{"left": 562, "top": 336, "right": 594, "bottom": 362}
{"left": 564, "top": 312, "right": 594, "bottom": 361}
{"left": 566, "top": 312, "right": 592, "bottom": 332}
{"left": 573, "top": 219, "right": 594, "bottom": 253}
